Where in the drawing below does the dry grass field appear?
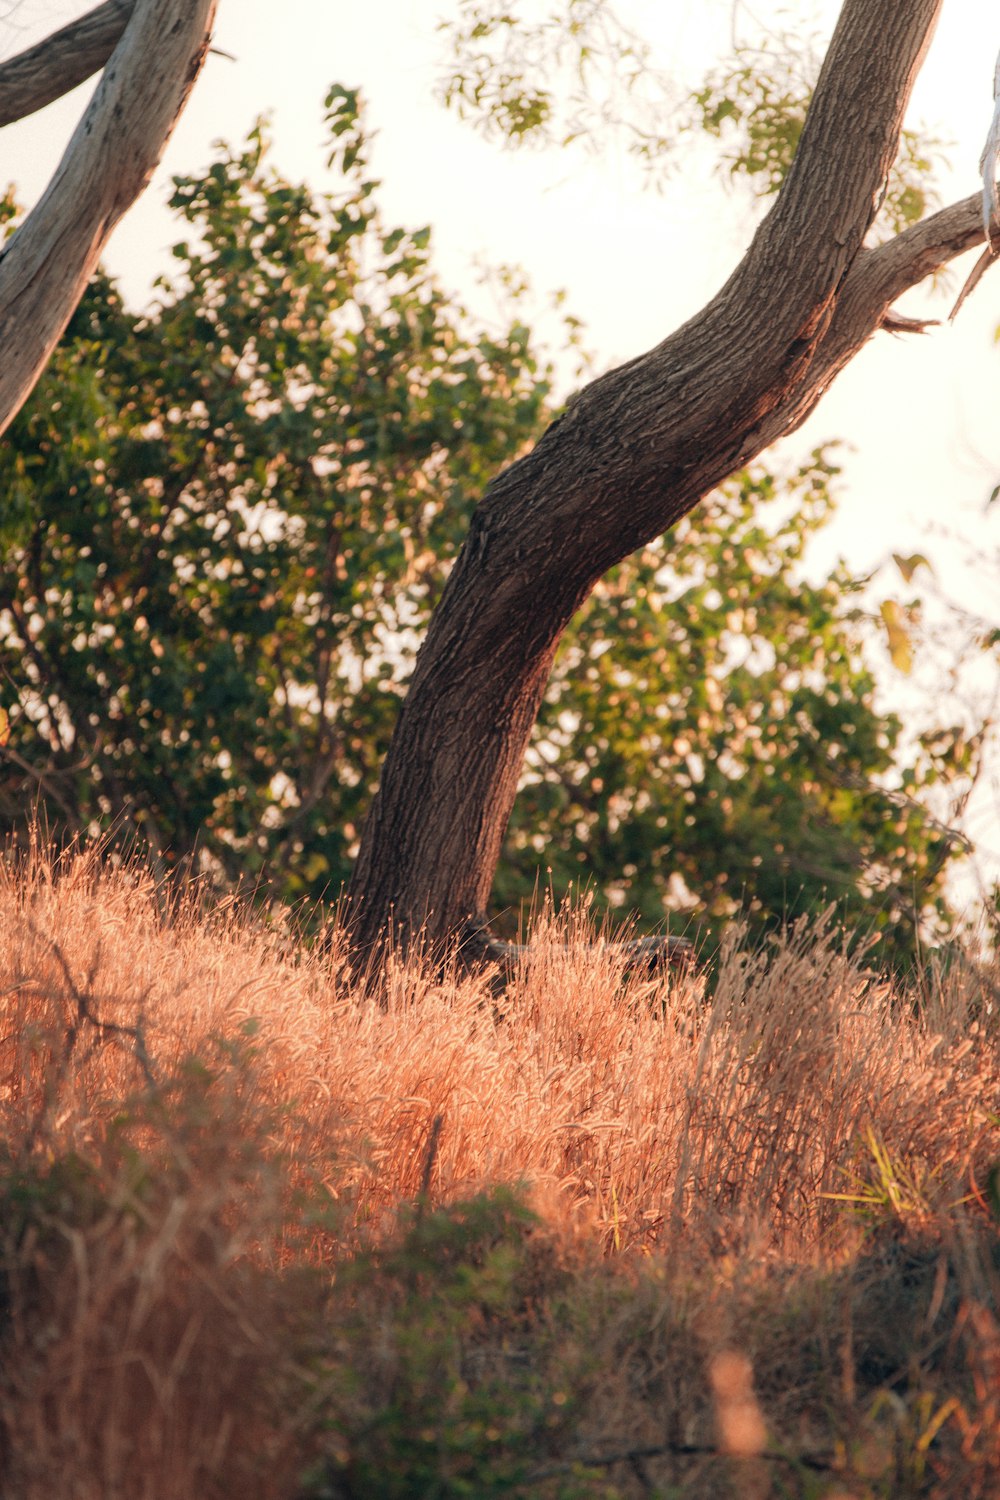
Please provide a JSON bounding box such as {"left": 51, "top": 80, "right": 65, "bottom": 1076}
{"left": 1, "top": 842, "right": 999, "bottom": 1498}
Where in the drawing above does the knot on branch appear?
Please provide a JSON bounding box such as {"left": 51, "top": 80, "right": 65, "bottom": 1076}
{"left": 879, "top": 308, "right": 939, "bottom": 335}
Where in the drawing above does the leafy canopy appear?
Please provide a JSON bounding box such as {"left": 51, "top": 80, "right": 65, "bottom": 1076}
{"left": 437, "top": 1, "right": 941, "bottom": 230}
{"left": 0, "top": 88, "right": 973, "bottom": 963}
{"left": 0, "top": 91, "right": 553, "bottom": 894}
{"left": 504, "top": 453, "right": 965, "bottom": 967}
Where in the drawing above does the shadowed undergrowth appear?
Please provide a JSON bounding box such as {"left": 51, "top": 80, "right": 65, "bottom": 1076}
{"left": 1, "top": 845, "right": 999, "bottom": 1497}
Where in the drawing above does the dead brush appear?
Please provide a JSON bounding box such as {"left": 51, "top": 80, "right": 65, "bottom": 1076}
{"left": 2, "top": 843, "right": 1000, "bottom": 1495}
{"left": 0, "top": 850, "right": 328, "bottom": 1498}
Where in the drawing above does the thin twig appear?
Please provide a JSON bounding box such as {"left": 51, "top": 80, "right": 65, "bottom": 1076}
{"left": 45, "top": 932, "right": 158, "bottom": 1089}
{"left": 417, "top": 1114, "right": 444, "bottom": 1209}
{"left": 949, "top": 244, "right": 998, "bottom": 321}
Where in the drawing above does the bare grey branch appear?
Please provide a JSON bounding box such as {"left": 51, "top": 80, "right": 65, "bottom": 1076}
{"left": 0, "top": 0, "right": 135, "bottom": 128}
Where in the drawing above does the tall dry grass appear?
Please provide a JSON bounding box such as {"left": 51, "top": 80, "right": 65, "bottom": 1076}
{"left": 1, "top": 842, "right": 999, "bottom": 1497}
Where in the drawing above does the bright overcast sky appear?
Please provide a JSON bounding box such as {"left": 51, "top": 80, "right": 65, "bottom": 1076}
{"left": 2, "top": 0, "right": 1000, "bottom": 892}
{"left": 3, "top": 2, "right": 999, "bottom": 579}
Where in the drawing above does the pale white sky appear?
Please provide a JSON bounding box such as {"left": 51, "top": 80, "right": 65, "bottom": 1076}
{"left": 2, "top": 0, "right": 1000, "bottom": 896}
{"left": 4, "top": 2, "right": 999, "bottom": 582}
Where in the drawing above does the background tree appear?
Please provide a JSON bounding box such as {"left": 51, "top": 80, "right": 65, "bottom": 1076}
{"left": 436, "top": 2, "right": 944, "bottom": 230}
{"left": 1, "top": 1, "right": 998, "bottom": 965}
{"left": 0, "top": 99, "right": 980, "bottom": 967}
{"left": 502, "top": 454, "right": 972, "bottom": 968}
{"left": 346, "top": 0, "right": 996, "bottom": 960}
{"left": 0, "top": 99, "right": 550, "bottom": 897}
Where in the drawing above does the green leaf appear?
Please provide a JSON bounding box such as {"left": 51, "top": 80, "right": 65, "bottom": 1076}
{"left": 892, "top": 551, "right": 932, "bottom": 584}
{"left": 0, "top": 90, "right": 555, "bottom": 915}
{"left": 879, "top": 599, "right": 913, "bottom": 674}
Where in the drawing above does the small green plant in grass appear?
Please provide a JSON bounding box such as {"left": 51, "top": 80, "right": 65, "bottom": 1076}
{"left": 0, "top": 1147, "right": 110, "bottom": 1344}
{"left": 822, "top": 1127, "right": 959, "bottom": 1224}
{"left": 300, "top": 1187, "right": 598, "bottom": 1499}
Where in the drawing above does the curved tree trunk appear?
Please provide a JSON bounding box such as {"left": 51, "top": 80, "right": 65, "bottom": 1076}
{"left": 0, "top": 0, "right": 215, "bottom": 437}
{"left": 347, "top": 0, "right": 989, "bottom": 961}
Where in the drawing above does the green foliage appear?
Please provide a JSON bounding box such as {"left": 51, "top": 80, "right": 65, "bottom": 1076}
{"left": 0, "top": 92, "right": 552, "bottom": 899}
{"left": 437, "top": 0, "right": 706, "bottom": 187}
{"left": 436, "top": 0, "right": 671, "bottom": 163}
{"left": 501, "top": 451, "right": 963, "bottom": 968}
{"left": 437, "top": 3, "right": 944, "bottom": 225}
{"left": 0, "top": 186, "right": 17, "bottom": 237}
{"left": 304, "top": 1189, "right": 588, "bottom": 1498}
{"left": 0, "top": 91, "right": 969, "bottom": 965}
{"left": 686, "top": 29, "right": 942, "bottom": 234}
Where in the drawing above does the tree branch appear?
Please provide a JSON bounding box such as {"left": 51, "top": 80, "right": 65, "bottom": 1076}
{"left": 738, "top": 192, "right": 990, "bottom": 444}
{"left": 861, "top": 194, "right": 985, "bottom": 303}
{"left": 347, "top": 0, "right": 981, "bottom": 955}
{"left": 0, "top": 0, "right": 217, "bottom": 437}
{"left": 0, "top": 1, "right": 136, "bottom": 127}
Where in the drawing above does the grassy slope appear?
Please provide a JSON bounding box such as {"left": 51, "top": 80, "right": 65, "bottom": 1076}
{"left": 1, "top": 846, "right": 999, "bottom": 1498}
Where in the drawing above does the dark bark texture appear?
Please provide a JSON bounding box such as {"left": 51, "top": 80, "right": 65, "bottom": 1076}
{"left": 346, "top": 0, "right": 992, "bottom": 959}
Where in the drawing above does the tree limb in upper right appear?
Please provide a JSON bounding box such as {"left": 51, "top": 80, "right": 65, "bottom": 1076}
{"left": 950, "top": 43, "right": 1000, "bottom": 320}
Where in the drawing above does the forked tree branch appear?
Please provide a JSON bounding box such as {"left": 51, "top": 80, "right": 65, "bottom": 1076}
{"left": 0, "top": 0, "right": 217, "bottom": 437}
{"left": 746, "top": 191, "right": 992, "bottom": 445}
{"left": 0, "top": 0, "right": 136, "bottom": 127}
{"left": 346, "top": 0, "right": 1000, "bottom": 958}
